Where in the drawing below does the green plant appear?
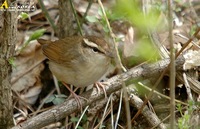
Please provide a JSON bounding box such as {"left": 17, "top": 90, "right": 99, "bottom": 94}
{"left": 45, "top": 94, "right": 67, "bottom": 105}
{"left": 70, "top": 114, "right": 88, "bottom": 129}
{"left": 19, "top": 29, "right": 46, "bottom": 53}
{"left": 113, "top": 0, "right": 161, "bottom": 61}
{"left": 8, "top": 57, "right": 16, "bottom": 68}
{"left": 177, "top": 101, "right": 194, "bottom": 129}
{"left": 86, "top": 8, "right": 121, "bottom": 34}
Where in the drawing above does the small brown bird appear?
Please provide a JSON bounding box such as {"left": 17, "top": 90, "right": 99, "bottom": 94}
{"left": 38, "top": 36, "right": 113, "bottom": 104}
{"left": 38, "top": 36, "right": 113, "bottom": 87}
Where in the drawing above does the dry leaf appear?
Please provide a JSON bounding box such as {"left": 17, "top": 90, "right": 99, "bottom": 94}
{"left": 123, "top": 27, "right": 135, "bottom": 58}
{"left": 12, "top": 40, "right": 45, "bottom": 105}
{"left": 184, "top": 50, "right": 200, "bottom": 69}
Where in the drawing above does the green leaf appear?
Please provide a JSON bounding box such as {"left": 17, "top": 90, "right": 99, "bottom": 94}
{"left": 28, "top": 29, "right": 46, "bottom": 41}
{"left": 77, "top": 126, "right": 84, "bottom": 129}
{"left": 45, "top": 94, "right": 67, "bottom": 105}
{"left": 19, "top": 29, "right": 46, "bottom": 53}
{"left": 45, "top": 95, "right": 56, "bottom": 103}
{"left": 105, "top": 10, "right": 121, "bottom": 22}
{"left": 8, "top": 57, "right": 16, "bottom": 68}
{"left": 113, "top": 0, "right": 161, "bottom": 31}
{"left": 134, "top": 38, "right": 159, "bottom": 61}
{"left": 51, "top": 94, "right": 67, "bottom": 105}
{"left": 52, "top": 97, "right": 65, "bottom": 105}
{"left": 70, "top": 117, "right": 79, "bottom": 122}
{"left": 19, "top": 12, "right": 29, "bottom": 20}
{"left": 103, "top": 26, "right": 109, "bottom": 33}
{"left": 98, "top": 8, "right": 103, "bottom": 16}
{"left": 55, "top": 94, "right": 67, "bottom": 98}
{"left": 81, "top": 114, "right": 88, "bottom": 123}
{"left": 86, "top": 16, "right": 98, "bottom": 23}
{"left": 190, "top": 25, "right": 197, "bottom": 36}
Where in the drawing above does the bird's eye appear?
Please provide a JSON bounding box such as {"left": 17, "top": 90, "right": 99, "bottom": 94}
{"left": 92, "top": 47, "right": 99, "bottom": 53}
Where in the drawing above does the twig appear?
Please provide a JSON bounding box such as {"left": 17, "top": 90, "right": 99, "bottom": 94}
{"left": 175, "top": 28, "right": 200, "bottom": 58}
{"left": 138, "top": 82, "right": 188, "bottom": 106}
{"left": 33, "top": 88, "right": 56, "bottom": 117}
{"left": 75, "top": 106, "right": 89, "bottom": 129}
{"left": 96, "top": 94, "right": 112, "bottom": 129}
{"left": 129, "top": 93, "right": 167, "bottom": 129}
{"left": 38, "top": 0, "right": 57, "bottom": 31}
{"left": 97, "top": 0, "right": 126, "bottom": 72}
{"left": 168, "top": 0, "right": 176, "bottom": 128}
{"left": 80, "top": 0, "right": 93, "bottom": 27}
{"left": 69, "top": 0, "right": 83, "bottom": 35}
{"left": 174, "top": 33, "right": 200, "bottom": 49}
{"left": 114, "top": 91, "right": 123, "bottom": 129}
{"left": 53, "top": 75, "right": 61, "bottom": 95}
{"left": 11, "top": 58, "right": 45, "bottom": 85}
{"left": 131, "top": 27, "right": 200, "bottom": 123}
{"left": 97, "top": 1, "right": 130, "bottom": 128}
{"left": 182, "top": 65, "right": 194, "bottom": 102}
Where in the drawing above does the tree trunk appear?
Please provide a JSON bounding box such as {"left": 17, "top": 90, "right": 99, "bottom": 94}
{"left": 0, "top": 0, "right": 17, "bottom": 128}
{"left": 58, "top": 0, "right": 76, "bottom": 38}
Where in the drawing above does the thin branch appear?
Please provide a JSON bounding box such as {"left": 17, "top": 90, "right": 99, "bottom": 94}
{"left": 182, "top": 65, "right": 194, "bottom": 102}
{"left": 175, "top": 28, "right": 200, "bottom": 58}
{"left": 168, "top": 0, "right": 176, "bottom": 128}
{"left": 97, "top": 1, "right": 130, "bottom": 128}
{"left": 38, "top": 0, "right": 57, "bottom": 32}
{"left": 69, "top": 0, "right": 83, "bottom": 35}
{"left": 80, "top": 0, "right": 93, "bottom": 27}
{"left": 97, "top": 0, "right": 126, "bottom": 72}
{"left": 138, "top": 82, "right": 188, "bottom": 106}
{"left": 131, "top": 27, "right": 200, "bottom": 123}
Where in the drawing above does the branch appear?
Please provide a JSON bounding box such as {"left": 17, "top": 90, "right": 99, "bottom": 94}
{"left": 11, "top": 56, "right": 185, "bottom": 129}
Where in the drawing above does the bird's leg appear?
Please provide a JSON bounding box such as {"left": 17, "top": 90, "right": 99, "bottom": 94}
{"left": 94, "top": 82, "right": 109, "bottom": 98}
{"left": 62, "top": 82, "right": 88, "bottom": 111}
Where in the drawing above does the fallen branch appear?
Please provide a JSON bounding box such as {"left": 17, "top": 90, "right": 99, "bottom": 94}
{"left": 11, "top": 56, "right": 185, "bottom": 129}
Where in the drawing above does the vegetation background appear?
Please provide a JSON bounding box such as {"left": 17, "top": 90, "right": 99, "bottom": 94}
{"left": 0, "top": 0, "right": 199, "bottom": 129}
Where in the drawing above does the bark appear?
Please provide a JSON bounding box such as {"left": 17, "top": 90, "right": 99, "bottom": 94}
{"left": 0, "top": 0, "right": 17, "bottom": 128}
{"left": 58, "top": 0, "right": 76, "bottom": 38}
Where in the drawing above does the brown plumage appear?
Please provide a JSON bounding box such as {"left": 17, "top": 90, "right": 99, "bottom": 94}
{"left": 37, "top": 36, "right": 112, "bottom": 87}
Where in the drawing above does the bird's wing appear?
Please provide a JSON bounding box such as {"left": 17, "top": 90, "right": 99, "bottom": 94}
{"left": 38, "top": 36, "right": 83, "bottom": 67}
